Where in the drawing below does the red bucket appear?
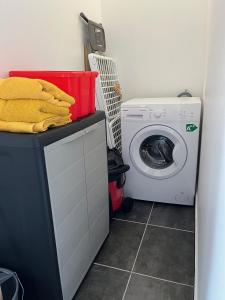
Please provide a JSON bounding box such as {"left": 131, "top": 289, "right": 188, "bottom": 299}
{"left": 9, "top": 71, "right": 98, "bottom": 121}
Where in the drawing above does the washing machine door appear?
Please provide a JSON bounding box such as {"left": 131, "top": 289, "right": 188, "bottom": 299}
{"left": 130, "top": 125, "right": 187, "bottom": 179}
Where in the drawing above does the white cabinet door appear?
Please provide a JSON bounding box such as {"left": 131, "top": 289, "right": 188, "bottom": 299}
{"left": 44, "top": 130, "right": 90, "bottom": 300}
{"left": 44, "top": 121, "right": 109, "bottom": 300}
{"left": 84, "top": 120, "right": 109, "bottom": 259}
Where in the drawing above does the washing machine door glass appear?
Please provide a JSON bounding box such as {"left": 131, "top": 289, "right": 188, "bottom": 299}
{"left": 140, "top": 135, "right": 175, "bottom": 169}
{"left": 130, "top": 125, "right": 187, "bottom": 179}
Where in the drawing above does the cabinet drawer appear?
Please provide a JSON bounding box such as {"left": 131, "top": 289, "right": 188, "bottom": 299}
{"left": 44, "top": 131, "right": 84, "bottom": 180}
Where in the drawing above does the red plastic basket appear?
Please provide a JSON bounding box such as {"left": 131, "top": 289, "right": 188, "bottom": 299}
{"left": 9, "top": 71, "right": 98, "bottom": 121}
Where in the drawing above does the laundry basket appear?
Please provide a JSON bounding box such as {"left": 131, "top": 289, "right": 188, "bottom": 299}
{"left": 0, "top": 268, "right": 22, "bottom": 300}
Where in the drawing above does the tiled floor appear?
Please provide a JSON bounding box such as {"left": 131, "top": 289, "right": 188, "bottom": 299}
{"left": 74, "top": 200, "right": 195, "bottom": 300}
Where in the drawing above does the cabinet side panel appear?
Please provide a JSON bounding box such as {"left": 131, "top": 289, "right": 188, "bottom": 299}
{"left": 0, "top": 146, "right": 62, "bottom": 300}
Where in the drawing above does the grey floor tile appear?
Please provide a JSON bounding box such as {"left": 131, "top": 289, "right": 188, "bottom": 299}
{"left": 149, "top": 203, "right": 195, "bottom": 231}
{"left": 74, "top": 264, "right": 129, "bottom": 300}
{"left": 95, "top": 219, "right": 145, "bottom": 271}
{"left": 124, "top": 274, "right": 194, "bottom": 300}
{"left": 114, "top": 200, "right": 153, "bottom": 223}
{"left": 134, "top": 226, "right": 195, "bottom": 285}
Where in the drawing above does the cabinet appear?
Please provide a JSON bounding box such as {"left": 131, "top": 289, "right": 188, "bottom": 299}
{"left": 0, "top": 112, "right": 108, "bottom": 300}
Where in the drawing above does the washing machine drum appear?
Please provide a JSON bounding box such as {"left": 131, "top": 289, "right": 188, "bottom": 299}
{"left": 130, "top": 125, "right": 187, "bottom": 179}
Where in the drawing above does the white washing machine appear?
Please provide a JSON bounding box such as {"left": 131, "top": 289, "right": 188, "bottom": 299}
{"left": 121, "top": 97, "right": 201, "bottom": 205}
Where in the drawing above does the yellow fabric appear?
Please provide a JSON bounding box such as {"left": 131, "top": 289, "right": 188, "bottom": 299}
{"left": 44, "top": 98, "right": 71, "bottom": 108}
{"left": 37, "top": 79, "right": 75, "bottom": 104}
{"left": 0, "top": 99, "right": 69, "bottom": 123}
{"left": 0, "top": 77, "right": 74, "bottom": 133}
{"left": 0, "top": 116, "right": 71, "bottom": 133}
{"left": 0, "top": 77, "right": 75, "bottom": 105}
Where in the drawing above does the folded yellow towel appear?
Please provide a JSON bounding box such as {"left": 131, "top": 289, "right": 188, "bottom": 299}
{"left": 0, "top": 116, "right": 71, "bottom": 133}
{"left": 43, "top": 98, "right": 71, "bottom": 108}
{"left": 0, "top": 99, "right": 69, "bottom": 123}
{"left": 37, "top": 79, "right": 75, "bottom": 104}
{"left": 0, "top": 77, "right": 75, "bottom": 106}
{"left": 0, "top": 77, "right": 74, "bottom": 133}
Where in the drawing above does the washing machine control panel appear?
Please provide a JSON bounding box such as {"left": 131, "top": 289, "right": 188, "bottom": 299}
{"left": 149, "top": 109, "right": 167, "bottom": 120}
{"left": 178, "top": 109, "right": 195, "bottom": 120}
{"left": 148, "top": 108, "right": 197, "bottom": 121}
{"left": 122, "top": 106, "right": 199, "bottom": 122}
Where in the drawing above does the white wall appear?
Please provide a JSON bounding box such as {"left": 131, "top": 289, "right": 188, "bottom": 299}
{"left": 101, "top": 0, "right": 206, "bottom": 100}
{"left": 0, "top": 0, "right": 101, "bottom": 78}
{"left": 197, "top": 0, "right": 225, "bottom": 299}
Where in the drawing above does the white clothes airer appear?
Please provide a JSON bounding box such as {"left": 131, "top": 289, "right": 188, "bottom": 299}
{"left": 88, "top": 53, "right": 122, "bottom": 152}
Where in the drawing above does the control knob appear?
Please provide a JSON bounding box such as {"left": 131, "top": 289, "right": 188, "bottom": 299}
{"left": 153, "top": 111, "right": 162, "bottom": 118}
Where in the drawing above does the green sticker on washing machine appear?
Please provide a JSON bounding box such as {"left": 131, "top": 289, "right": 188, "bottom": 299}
{"left": 186, "top": 123, "right": 198, "bottom": 132}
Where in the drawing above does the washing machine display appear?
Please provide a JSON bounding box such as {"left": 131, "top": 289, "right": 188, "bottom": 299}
{"left": 121, "top": 97, "right": 201, "bottom": 205}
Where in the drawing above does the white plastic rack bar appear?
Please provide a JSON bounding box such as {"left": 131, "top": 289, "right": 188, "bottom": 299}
{"left": 107, "top": 115, "right": 122, "bottom": 152}
{"left": 88, "top": 53, "right": 122, "bottom": 121}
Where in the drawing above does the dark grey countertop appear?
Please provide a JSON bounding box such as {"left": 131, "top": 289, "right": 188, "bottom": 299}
{"left": 0, "top": 111, "right": 105, "bottom": 148}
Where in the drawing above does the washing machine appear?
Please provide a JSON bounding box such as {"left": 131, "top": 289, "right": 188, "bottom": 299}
{"left": 121, "top": 97, "right": 201, "bottom": 205}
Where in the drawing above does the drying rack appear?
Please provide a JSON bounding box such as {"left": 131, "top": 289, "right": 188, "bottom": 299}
{"left": 89, "top": 53, "right": 122, "bottom": 152}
